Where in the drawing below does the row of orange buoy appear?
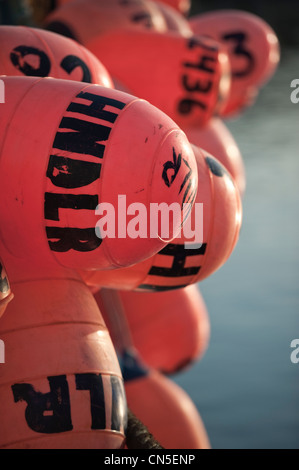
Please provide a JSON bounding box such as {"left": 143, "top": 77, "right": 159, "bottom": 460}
{"left": 0, "top": 0, "right": 279, "bottom": 449}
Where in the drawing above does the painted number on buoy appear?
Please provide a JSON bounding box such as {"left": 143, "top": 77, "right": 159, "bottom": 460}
{"left": 10, "top": 45, "right": 92, "bottom": 82}
{"left": 221, "top": 32, "right": 255, "bottom": 77}
{"left": 11, "top": 373, "right": 126, "bottom": 434}
{"left": 178, "top": 36, "right": 219, "bottom": 116}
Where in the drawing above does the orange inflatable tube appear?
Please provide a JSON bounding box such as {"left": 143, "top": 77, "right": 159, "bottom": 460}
{"left": 153, "top": 1, "right": 193, "bottom": 35}
{"left": 56, "top": 0, "right": 191, "bottom": 17}
{"left": 44, "top": 1, "right": 231, "bottom": 127}
{"left": 154, "top": 0, "right": 191, "bottom": 16}
{"left": 99, "top": 285, "right": 210, "bottom": 375}
{"left": 0, "top": 274, "right": 127, "bottom": 448}
{"left": 81, "top": 144, "right": 242, "bottom": 290}
{"left": 189, "top": 10, "right": 280, "bottom": 117}
{"left": 0, "top": 76, "right": 197, "bottom": 272}
{"left": 185, "top": 118, "right": 246, "bottom": 197}
{"left": 86, "top": 30, "right": 231, "bottom": 128}
{"left": 125, "top": 367, "right": 210, "bottom": 449}
{"left": 0, "top": 25, "right": 113, "bottom": 87}
{"left": 121, "top": 284, "right": 210, "bottom": 374}
{"left": 93, "top": 289, "right": 210, "bottom": 449}
{"left": 45, "top": 0, "right": 168, "bottom": 42}
{"left": 55, "top": 0, "right": 191, "bottom": 22}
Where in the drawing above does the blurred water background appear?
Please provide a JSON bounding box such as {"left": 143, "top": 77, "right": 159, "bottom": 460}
{"left": 173, "top": 1, "right": 299, "bottom": 449}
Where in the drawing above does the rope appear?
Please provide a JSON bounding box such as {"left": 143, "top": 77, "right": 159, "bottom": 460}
{"left": 126, "top": 409, "right": 164, "bottom": 450}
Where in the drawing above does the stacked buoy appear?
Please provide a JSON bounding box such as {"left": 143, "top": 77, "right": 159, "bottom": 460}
{"left": 0, "top": 0, "right": 280, "bottom": 449}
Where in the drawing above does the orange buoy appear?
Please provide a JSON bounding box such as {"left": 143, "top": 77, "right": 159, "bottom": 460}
{"left": 154, "top": 0, "right": 191, "bottom": 16}
{"left": 55, "top": 0, "right": 191, "bottom": 15}
{"left": 0, "top": 76, "right": 197, "bottom": 272}
{"left": 44, "top": 0, "right": 231, "bottom": 127}
{"left": 0, "top": 25, "right": 113, "bottom": 87}
{"left": 153, "top": 1, "right": 193, "bottom": 35}
{"left": 93, "top": 289, "right": 210, "bottom": 449}
{"left": 0, "top": 274, "right": 127, "bottom": 448}
{"left": 81, "top": 144, "right": 242, "bottom": 290}
{"left": 0, "top": 259, "right": 13, "bottom": 319}
{"left": 124, "top": 357, "right": 210, "bottom": 449}
{"left": 54, "top": 0, "right": 191, "bottom": 24}
{"left": 45, "top": 0, "right": 168, "bottom": 42}
{"left": 185, "top": 118, "right": 246, "bottom": 196}
{"left": 189, "top": 10, "right": 280, "bottom": 117}
{"left": 84, "top": 30, "right": 231, "bottom": 129}
{"left": 103, "top": 284, "right": 210, "bottom": 375}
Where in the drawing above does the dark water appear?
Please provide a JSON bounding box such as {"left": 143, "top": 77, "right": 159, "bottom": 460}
{"left": 173, "top": 48, "right": 299, "bottom": 449}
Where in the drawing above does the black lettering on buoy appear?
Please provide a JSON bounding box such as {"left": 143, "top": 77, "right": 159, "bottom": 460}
{"left": 47, "top": 156, "right": 102, "bottom": 189}
{"left": 179, "top": 37, "right": 218, "bottom": 116}
{"left": 12, "top": 376, "right": 73, "bottom": 433}
{"left": 53, "top": 117, "right": 111, "bottom": 160}
{"left": 205, "top": 155, "right": 228, "bottom": 177}
{"left": 221, "top": 32, "right": 254, "bottom": 78}
{"left": 44, "top": 193, "right": 98, "bottom": 221}
{"left": 45, "top": 91, "right": 126, "bottom": 253}
{"left": 45, "top": 227, "right": 102, "bottom": 252}
{"left": 179, "top": 158, "right": 196, "bottom": 208}
{"left": 67, "top": 92, "right": 126, "bottom": 122}
{"left": 183, "top": 54, "right": 217, "bottom": 74}
{"left": 187, "top": 36, "right": 219, "bottom": 53}
{"left": 12, "top": 373, "right": 127, "bottom": 434}
{"left": 162, "top": 148, "right": 195, "bottom": 208}
{"left": 148, "top": 243, "right": 206, "bottom": 277}
{"left": 178, "top": 98, "right": 206, "bottom": 114}
{"left": 60, "top": 54, "right": 92, "bottom": 83}
{"left": 182, "top": 74, "right": 212, "bottom": 94}
{"left": 162, "top": 147, "right": 182, "bottom": 188}
{"left": 10, "top": 45, "right": 51, "bottom": 77}
{"left": 75, "top": 373, "right": 106, "bottom": 430}
{"left": 53, "top": 93, "right": 126, "bottom": 158}
{"left": 138, "top": 242, "right": 207, "bottom": 291}
{"left": 110, "top": 376, "right": 127, "bottom": 432}
{"left": 137, "top": 284, "right": 187, "bottom": 292}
